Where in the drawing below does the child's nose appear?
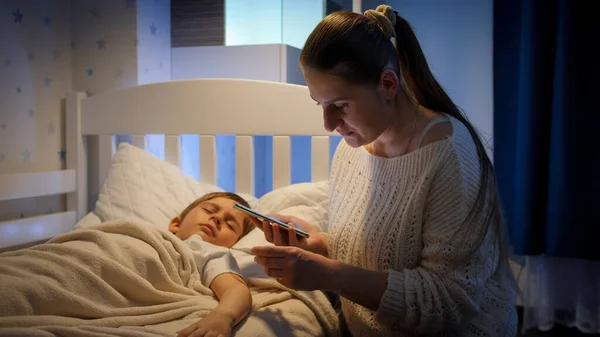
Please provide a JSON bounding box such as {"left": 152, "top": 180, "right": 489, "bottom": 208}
{"left": 211, "top": 216, "right": 222, "bottom": 229}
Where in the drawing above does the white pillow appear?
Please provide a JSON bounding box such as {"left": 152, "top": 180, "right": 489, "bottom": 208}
{"left": 75, "top": 211, "right": 102, "bottom": 228}
{"left": 254, "top": 180, "right": 329, "bottom": 232}
{"left": 78, "top": 143, "right": 258, "bottom": 231}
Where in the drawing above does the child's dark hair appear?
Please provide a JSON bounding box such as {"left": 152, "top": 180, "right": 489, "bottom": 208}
{"left": 180, "top": 192, "right": 255, "bottom": 239}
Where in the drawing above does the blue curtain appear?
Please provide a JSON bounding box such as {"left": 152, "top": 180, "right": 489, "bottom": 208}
{"left": 493, "top": 0, "right": 599, "bottom": 260}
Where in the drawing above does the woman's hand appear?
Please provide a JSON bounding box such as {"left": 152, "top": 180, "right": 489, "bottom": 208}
{"left": 257, "top": 214, "right": 328, "bottom": 257}
{"left": 251, "top": 245, "right": 336, "bottom": 291}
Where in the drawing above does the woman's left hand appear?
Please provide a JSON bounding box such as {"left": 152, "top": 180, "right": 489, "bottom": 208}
{"left": 251, "top": 245, "right": 335, "bottom": 291}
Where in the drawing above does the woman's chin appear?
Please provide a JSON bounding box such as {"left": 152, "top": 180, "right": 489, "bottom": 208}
{"left": 342, "top": 132, "right": 365, "bottom": 148}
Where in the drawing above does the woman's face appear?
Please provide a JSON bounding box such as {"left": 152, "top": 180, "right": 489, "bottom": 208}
{"left": 302, "top": 66, "right": 398, "bottom": 148}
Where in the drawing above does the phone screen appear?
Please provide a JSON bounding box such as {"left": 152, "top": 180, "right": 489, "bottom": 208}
{"left": 233, "top": 203, "right": 310, "bottom": 238}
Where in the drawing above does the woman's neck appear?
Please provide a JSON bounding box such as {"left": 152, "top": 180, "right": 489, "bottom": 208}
{"left": 367, "top": 96, "right": 420, "bottom": 158}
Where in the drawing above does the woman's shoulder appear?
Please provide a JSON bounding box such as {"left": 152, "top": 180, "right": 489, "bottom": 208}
{"left": 417, "top": 112, "right": 454, "bottom": 149}
{"left": 447, "top": 115, "right": 484, "bottom": 169}
{"left": 419, "top": 113, "right": 480, "bottom": 160}
{"left": 433, "top": 115, "right": 484, "bottom": 195}
{"left": 411, "top": 114, "right": 479, "bottom": 165}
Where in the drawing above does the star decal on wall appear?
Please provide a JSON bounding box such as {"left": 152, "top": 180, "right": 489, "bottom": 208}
{"left": 4, "top": 59, "right": 10, "bottom": 67}
{"left": 28, "top": 109, "right": 35, "bottom": 118}
{"left": 125, "top": 0, "right": 135, "bottom": 8}
{"left": 97, "top": 39, "right": 106, "bottom": 49}
{"left": 16, "top": 87, "right": 21, "bottom": 93}
{"left": 22, "top": 148, "right": 31, "bottom": 162}
{"left": 150, "top": 23, "right": 157, "bottom": 35}
{"left": 87, "top": 68, "right": 94, "bottom": 76}
{"left": 48, "top": 121, "right": 56, "bottom": 134}
{"left": 58, "top": 149, "right": 66, "bottom": 162}
{"left": 43, "top": 76, "right": 52, "bottom": 87}
{"left": 13, "top": 9, "right": 23, "bottom": 23}
{"left": 89, "top": 7, "right": 100, "bottom": 18}
{"left": 43, "top": 14, "right": 51, "bottom": 26}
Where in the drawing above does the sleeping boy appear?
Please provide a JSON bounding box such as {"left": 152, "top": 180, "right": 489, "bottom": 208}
{"left": 0, "top": 191, "right": 258, "bottom": 336}
{"left": 169, "top": 192, "right": 258, "bottom": 337}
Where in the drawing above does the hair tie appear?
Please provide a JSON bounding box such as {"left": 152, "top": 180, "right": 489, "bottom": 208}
{"left": 364, "top": 5, "right": 397, "bottom": 47}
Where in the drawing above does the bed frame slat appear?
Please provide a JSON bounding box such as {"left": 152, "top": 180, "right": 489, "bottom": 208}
{"left": 0, "top": 211, "right": 77, "bottom": 250}
{"left": 165, "top": 135, "right": 181, "bottom": 168}
{"left": 0, "top": 170, "right": 76, "bottom": 201}
{"left": 66, "top": 92, "right": 88, "bottom": 220}
{"left": 199, "top": 135, "right": 217, "bottom": 185}
{"left": 311, "top": 136, "right": 330, "bottom": 182}
{"left": 273, "top": 136, "right": 291, "bottom": 189}
{"left": 235, "top": 136, "right": 254, "bottom": 195}
{"left": 131, "top": 135, "right": 147, "bottom": 150}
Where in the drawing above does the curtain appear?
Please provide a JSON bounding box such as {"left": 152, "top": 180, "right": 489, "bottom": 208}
{"left": 493, "top": 0, "right": 599, "bottom": 333}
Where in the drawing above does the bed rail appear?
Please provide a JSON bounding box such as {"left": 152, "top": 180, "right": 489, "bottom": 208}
{"left": 82, "top": 79, "right": 336, "bottom": 197}
{"left": 1, "top": 79, "right": 335, "bottom": 251}
{"left": 0, "top": 92, "right": 87, "bottom": 250}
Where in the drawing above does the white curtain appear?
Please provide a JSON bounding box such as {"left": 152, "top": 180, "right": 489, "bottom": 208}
{"left": 516, "top": 255, "right": 600, "bottom": 334}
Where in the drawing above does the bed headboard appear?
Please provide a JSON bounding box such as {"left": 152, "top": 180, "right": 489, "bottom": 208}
{"left": 0, "top": 78, "right": 334, "bottom": 251}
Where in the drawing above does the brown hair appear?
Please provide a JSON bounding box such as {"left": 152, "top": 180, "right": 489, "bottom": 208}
{"left": 300, "top": 5, "right": 515, "bottom": 285}
{"left": 180, "top": 192, "right": 255, "bottom": 239}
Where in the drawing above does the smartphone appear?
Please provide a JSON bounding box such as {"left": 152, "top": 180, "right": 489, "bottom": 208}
{"left": 233, "top": 203, "right": 310, "bottom": 239}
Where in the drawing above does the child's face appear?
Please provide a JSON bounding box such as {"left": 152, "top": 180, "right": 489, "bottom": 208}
{"left": 168, "top": 197, "right": 249, "bottom": 248}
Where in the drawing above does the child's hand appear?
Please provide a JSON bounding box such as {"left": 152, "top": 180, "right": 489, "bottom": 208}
{"left": 176, "top": 313, "right": 233, "bottom": 337}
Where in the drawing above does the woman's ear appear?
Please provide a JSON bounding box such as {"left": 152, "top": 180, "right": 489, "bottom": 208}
{"left": 168, "top": 216, "right": 182, "bottom": 234}
{"left": 378, "top": 68, "right": 400, "bottom": 102}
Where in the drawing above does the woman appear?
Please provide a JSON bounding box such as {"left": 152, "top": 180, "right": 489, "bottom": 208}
{"left": 252, "top": 5, "right": 518, "bottom": 336}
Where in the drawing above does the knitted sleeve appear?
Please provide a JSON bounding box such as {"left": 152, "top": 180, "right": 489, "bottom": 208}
{"left": 374, "top": 149, "right": 498, "bottom": 334}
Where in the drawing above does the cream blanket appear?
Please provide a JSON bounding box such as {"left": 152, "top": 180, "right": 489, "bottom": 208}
{"left": 0, "top": 220, "right": 339, "bottom": 337}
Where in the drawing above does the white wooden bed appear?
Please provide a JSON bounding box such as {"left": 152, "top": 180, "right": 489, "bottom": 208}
{"left": 0, "top": 78, "right": 334, "bottom": 251}
{"left": 0, "top": 78, "right": 340, "bottom": 337}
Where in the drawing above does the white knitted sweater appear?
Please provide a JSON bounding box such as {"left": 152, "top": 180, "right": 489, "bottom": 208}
{"left": 327, "top": 116, "right": 518, "bottom": 336}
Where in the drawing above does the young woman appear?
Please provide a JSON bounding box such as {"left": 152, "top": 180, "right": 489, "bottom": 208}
{"left": 252, "top": 4, "right": 518, "bottom": 337}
